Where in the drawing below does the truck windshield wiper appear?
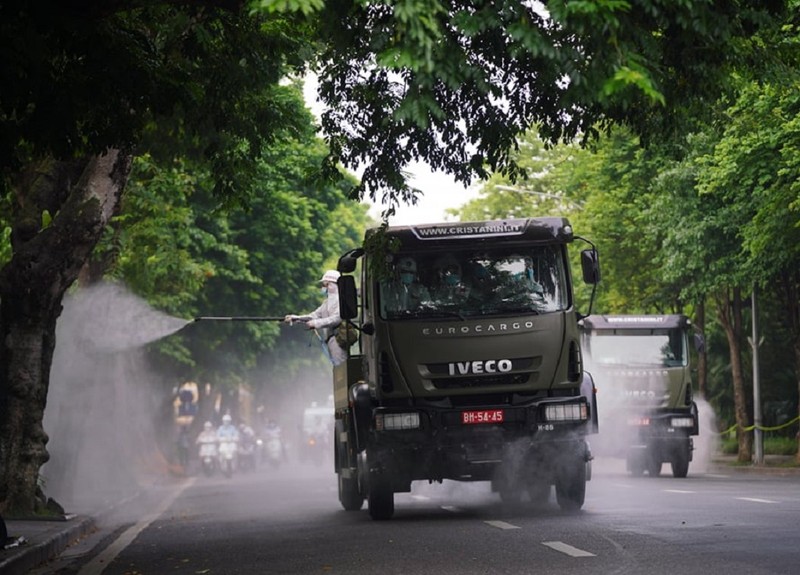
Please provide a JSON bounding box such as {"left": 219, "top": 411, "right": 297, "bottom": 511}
{"left": 491, "top": 305, "right": 541, "bottom": 315}
{"left": 422, "top": 310, "right": 467, "bottom": 321}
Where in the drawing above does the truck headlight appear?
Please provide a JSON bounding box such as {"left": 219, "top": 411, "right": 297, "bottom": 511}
{"left": 670, "top": 417, "right": 695, "bottom": 428}
{"left": 544, "top": 403, "right": 587, "bottom": 422}
{"left": 375, "top": 412, "right": 420, "bottom": 431}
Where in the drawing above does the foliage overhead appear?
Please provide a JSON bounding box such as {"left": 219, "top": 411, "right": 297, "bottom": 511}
{"left": 304, "top": 0, "right": 786, "bottom": 211}
{"left": 0, "top": 1, "right": 316, "bottom": 202}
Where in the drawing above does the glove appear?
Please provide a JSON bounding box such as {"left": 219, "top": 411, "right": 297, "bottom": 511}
{"left": 284, "top": 314, "right": 298, "bottom": 325}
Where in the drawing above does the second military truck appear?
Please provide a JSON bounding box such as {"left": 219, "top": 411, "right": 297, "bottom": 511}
{"left": 580, "top": 314, "right": 701, "bottom": 477}
{"left": 332, "top": 217, "right": 601, "bottom": 519}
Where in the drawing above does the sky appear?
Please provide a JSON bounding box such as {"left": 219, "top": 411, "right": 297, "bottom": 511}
{"left": 370, "top": 162, "right": 481, "bottom": 226}
{"left": 303, "top": 75, "right": 481, "bottom": 226}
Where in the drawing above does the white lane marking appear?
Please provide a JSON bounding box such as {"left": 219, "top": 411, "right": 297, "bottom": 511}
{"left": 542, "top": 541, "right": 596, "bottom": 557}
{"left": 735, "top": 497, "right": 776, "bottom": 504}
{"left": 78, "top": 478, "right": 195, "bottom": 575}
{"left": 441, "top": 505, "right": 461, "bottom": 513}
{"left": 485, "top": 520, "right": 521, "bottom": 530}
{"left": 664, "top": 489, "right": 695, "bottom": 494}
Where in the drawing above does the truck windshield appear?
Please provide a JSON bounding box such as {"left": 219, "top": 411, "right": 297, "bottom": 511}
{"left": 584, "top": 329, "right": 687, "bottom": 368}
{"left": 378, "top": 245, "right": 568, "bottom": 319}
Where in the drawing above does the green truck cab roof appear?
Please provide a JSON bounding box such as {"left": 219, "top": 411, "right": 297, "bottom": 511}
{"left": 366, "top": 217, "right": 575, "bottom": 245}
{"left": 581, "top": 314, "right": 691, "bottom": 331}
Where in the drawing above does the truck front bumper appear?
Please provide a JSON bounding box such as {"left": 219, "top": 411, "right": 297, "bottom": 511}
{"left": 365, "top": 401, "right": 593, "bottom": 488}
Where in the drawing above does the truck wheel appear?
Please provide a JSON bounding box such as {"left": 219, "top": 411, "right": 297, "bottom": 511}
{"left": 368, "top": 482, "right": 394, "bottom": 520}
{"left": 498, "top": 486, "right": 522, "bottom": 505}
{"left": 527, "top": 482, "right": 551, "bottom": 506}
{"left": 671, "top": 444, "right": 690, "bottom": 478}
{"left": 555, "top": 459, "right": 586, "bottom": 511}
{"left": 646, "top": 455, "right": 662, "bottom": 478}
{"left": 627, "top": 453, "right": 645, "bottom": 477}
{"left": 338, "top": 473, "right": 364, "bottom": 511}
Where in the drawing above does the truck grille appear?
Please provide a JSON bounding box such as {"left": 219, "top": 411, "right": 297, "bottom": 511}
{"left": 431, "top": 373, "right": 530, "bottom": 389}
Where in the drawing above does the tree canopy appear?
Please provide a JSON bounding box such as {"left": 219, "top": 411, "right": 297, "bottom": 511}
{"left": 311, "top": 0, "right": 786, "bottom": 206}
{"left": 0, "top": 0, "right": 794, "bottom": 516}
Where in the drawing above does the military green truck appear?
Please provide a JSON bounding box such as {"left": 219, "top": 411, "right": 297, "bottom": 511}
{"left": 579, "top": 314, "right": 702, "bottom": 478}
{"left": 331, "top": 217, "right": 601, "bottom": 519}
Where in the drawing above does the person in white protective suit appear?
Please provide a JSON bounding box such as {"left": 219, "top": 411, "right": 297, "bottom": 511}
{"left": 383, "top": 256, "right": 431, "bottom": 314}
{"left": 284, "top": 269, "right": 346, "bottom": 366}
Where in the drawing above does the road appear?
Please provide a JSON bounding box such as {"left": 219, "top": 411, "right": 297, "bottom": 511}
{"left": 35, "top": 457, "right": 800, "bottom": 575}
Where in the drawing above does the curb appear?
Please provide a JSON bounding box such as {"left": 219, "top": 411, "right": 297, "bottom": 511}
{"left": 0, "top": 515, "right": 96, "bottom": 575}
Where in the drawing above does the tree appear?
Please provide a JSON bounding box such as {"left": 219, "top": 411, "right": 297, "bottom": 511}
{"left": 312, "top": 0, "right": 786, "bottom": 205}
{"left": 0, "top": 0, "right": 788, "bottom": 516}
{"left": 695, "top": 76, "right": 800, "bottom": 462}
{"left": 0, "top": 2, "right": 314, "bottom": 515}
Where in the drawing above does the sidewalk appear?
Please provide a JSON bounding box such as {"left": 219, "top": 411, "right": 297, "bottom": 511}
{"left": 2, "top": 457, "right": 798, "bottom": 574}
{"left": 0, "top": 488, "right": 142, "bottom": 575}
{"left": 0, "top": 513, "right": 97, "bottom": 575}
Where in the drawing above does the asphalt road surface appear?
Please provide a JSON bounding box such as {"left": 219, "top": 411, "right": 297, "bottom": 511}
{"left": 33, "top": 457, "right": 800, "bottom": 575}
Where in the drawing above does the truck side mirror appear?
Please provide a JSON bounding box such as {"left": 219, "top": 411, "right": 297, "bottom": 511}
{"left": 338, "top": 275, "right": 359, "bottom": 320}
{"left": 580, "top": 249, "right": 601, "bottom": 284}
{"left": 337, "top": 248, "right": 364, "bottom": 274}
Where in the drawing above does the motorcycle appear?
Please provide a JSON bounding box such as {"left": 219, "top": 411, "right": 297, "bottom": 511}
{"left": 198, "top": 440, "right": 218, "bottom": 477}
{"left": 238, "top": 431, "right": 257, "bottom": 472}
{"left": 265, "top": 434, "right": 283, "bottom": 469}
{"left": 218, "top": 438, "right": 238, "bottom": 478}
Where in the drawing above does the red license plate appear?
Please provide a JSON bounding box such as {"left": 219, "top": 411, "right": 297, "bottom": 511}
{"left": 461, "top": 409, "right": 504, "bottom": 424}
{"left": 628, "top": 416, "right": 651, "bottom": 427}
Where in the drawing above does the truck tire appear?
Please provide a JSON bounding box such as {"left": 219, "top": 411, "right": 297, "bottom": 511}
{"left": 335, "top": 420, "right": 364, "bottom": 511}
{"left": 555, "top": 459, "right": 586, "bottom": 511}
{"left": 527, "top": 481, "right": 551, "bottom": 506}
{"left": 646, "top": 454, "right": 662, "bottom": 477}
{"left": 498, "top": 486, "right": 523, "bottom": 505}
{"left": 338, "top": 473, "right": 364, "bottom": 511}
{"left": 368, "top": 481, "right": 394, "bottom": 520}
{"left": 671, "top": 443, "right": 690, "bottom": 478}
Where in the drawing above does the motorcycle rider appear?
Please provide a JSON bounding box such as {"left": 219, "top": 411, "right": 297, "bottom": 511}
{"left": 284, "top": 269, "right": 346, "bottom": 366}
{"left": 262, "top": 419, "right": 285, "bottom": 466}
{"left": 176, "top": 425, "right": 191, "bottom": 471}
{"left": 196, "top": 421, "right": 219, "bottom": 475}
{"left": 216, "top": 414, "right": 240, "bottom": 476}
{"left": 238, "top": 423, "right": 257, "bottom": 471}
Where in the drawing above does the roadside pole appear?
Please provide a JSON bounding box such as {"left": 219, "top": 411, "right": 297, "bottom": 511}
{"left": 751, "top": 285, "right": 764, "bottom": 465}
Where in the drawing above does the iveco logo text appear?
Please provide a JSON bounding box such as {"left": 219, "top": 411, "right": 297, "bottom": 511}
{"left": 423, "top": 321, "right": 535, "bottom": 336}
{"left": 449, "top": 359, "right": 513, "bottom": 375}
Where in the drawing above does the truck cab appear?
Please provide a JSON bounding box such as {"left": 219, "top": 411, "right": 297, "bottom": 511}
{"left": 580, "top": 314, "right": 702, "bottom": 477}
{"left": 333, "top": 218, "right": 601, "bottom": 519}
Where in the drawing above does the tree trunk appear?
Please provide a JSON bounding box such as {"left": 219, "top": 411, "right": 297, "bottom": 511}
{"left": 779, "top": 270, "right": 800, "bottom": 465}
{"left": 0, "top": 150, "right": 132, "bottom": 516}
{"left": 714, "top": 286, "right": 752, "bottom": 463}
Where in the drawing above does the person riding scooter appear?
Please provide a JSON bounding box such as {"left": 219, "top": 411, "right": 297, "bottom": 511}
{"left": 262, "top": 419, "right": 284, "bottom": 468}
{"left": 238, "top": 424, "right": 258, "bottom": 472}
{"left": 217, "top": 414, "right": 239, "bottom": 478}
{"left": 196, "top": 421, "right": 219, "bottom": 476}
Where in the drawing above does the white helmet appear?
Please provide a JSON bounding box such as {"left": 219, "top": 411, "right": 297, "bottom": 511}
{"left": 318, "top": 270, "right": 340, "bottom": 284}
{"left": 204, "top": 421, "right": 213, "bottom": 430}
{"left": 222, "top": 414, "right": 232, "bottom": 424}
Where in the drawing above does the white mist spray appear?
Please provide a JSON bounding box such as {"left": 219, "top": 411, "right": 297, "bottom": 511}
{"left": 41, "top": 281, "right": 190, "bottom": 513}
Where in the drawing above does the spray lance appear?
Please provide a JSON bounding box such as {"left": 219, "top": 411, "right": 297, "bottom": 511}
{"left": 194, "top": 316, "right": 300, "bottom": 322}
{"left": 193, "top": 315, "right": 333, "bottom": 361}
{"left": 192, "top": 315, "right": 313, "bottom": 325}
